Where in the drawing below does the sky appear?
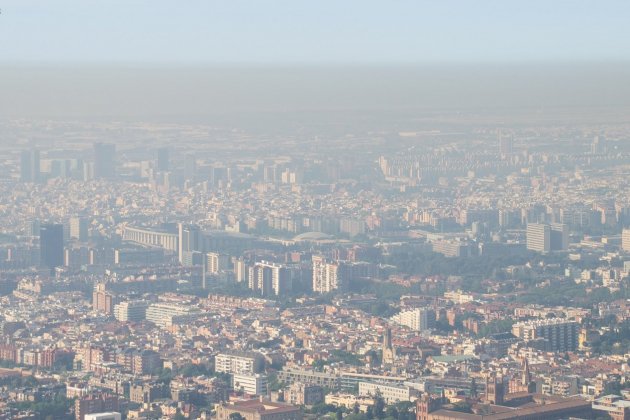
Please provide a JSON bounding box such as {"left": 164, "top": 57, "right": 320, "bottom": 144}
{"left": 1, "top": 0, "right": 630, "bottom": 64}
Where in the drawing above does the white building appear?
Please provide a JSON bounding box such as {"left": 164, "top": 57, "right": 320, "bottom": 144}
{"left": 215, "top": 352, "right": 264, "bottom": 375}
{"left": 391, "top": 308, "right": 433, "bottom": 331}
{"left": 312, "top": 255, "right": 341, "bottom": 293}
{"left": 358, "top": 381, "right": 418, "bottom": 404}
{"left": 206, "top": 252, "right": 229, "bottom": 274}
{"left": 84, "top": 413, "right": 122, "bottom": 420}
{"left": 114, "top": 300, "right": 148, "bottom": 322}
{"left": 232, "top": 373, "right": 268, "bottom": 395}
{"left": 145, "top": 303, "right": 200, "bottom": 327}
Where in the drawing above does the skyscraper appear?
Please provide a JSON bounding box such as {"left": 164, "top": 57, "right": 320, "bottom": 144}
{"left": 498, "top": 132, "right": 514, "bottom": 156}
{"left": 178, "top": 223, "right": 201, "bottom": 263}
{"left": 526, "top": 223, "right": 568, "bottom": 253}
{"left": 156, "top": 147, "right": 169, "bottom": 171}
{"left": 69, "top": 217, "right": 89, "bottom": 242}
{"left": 40, "top": 224, "right": 64, "bottom": 269}
{"left": 526, "top": 223, "right": 551, "bottom": 253}
{"left": 93, "top": 143, "right": 116, "bottom": 179}
{"left": 312, "top": 255, "right": 341, "bottom": 293}
{"left": 20, "top": 149, "right": 40, "bottom": 182}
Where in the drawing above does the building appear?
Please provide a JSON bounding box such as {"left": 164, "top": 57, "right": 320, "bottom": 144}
{"left": 129, "top": 382, "right": 169, "bottom": 403}
{"left": 70, "top": 217, "right": 89, "bottom": 242}
{"left": 206, "top": 252, "right": 229, "bottom": 274}
{"left": 92, "top": 284, "right": 119, "bottom": 314}
{"left": 156, "top": 147, "right": 169, "bottom": 171}
{"left": 133, "top": 350, "right": 161, "bottom": 375}
{"left": 416, "top": 393, "right": 593, "bottom": 420}
{"left": 234, "top": 257, "right": 248, "bottom": 283}
{"left": 526, "top": 223, "right": 551, "bottom": 253}
{"left": 325, "top": 394, "right": 375, "bottom": 413}
{"left": 248, "top": 261, "right": 291, "bottom": 296}
{"left": 40, "top": 223, "right": 64, "bottom": 269}
{"left": 122, "top": 225, "right": 178, "bottom": 252}
{"left": 312, "top": 255, "right": 342, "bottom": 293}
{"left": 215, "top": 399, "right": 302, "bottom": 420}
{"left": 498, "top": 132, "right": 514, "bottom": 156}
{"left": 277, "top": 368, "right": 340, "bottom": 390}
{"left": 75, "top": 394, "right": 120, "bottom": 420}
{"left": 215, "top": 352, "right": 265, "bottom": 375}
{"left": 512, "top": 318, "right": 579, "bottom": 352}
{"left": 382, "top": 328, "right": 396, "bottom": 366}
{"left": 592, "top": 394, "right": 630, "bottom": 419}
{"left": 622, "top": 229, "right": 630, "bottom": 252}
{"left": 550, "top": 223, "right": 569, "bottom": 251}
{"left": 145, "top": 303, "right": 200, "bottom": 327}
{"left": 113, "top": 300, "right": 148, "bottom": 322}
{"left": 285, "top": 383, "right": 324, "bottom": 406}
{"left": 94, "top": 142, "right": 116, "bottom": 179}
{"left": 232, "top": 373, "right": 268, "bottom": 395}
{"left": 391, "top": 308, "right": 435, "bottom": 331}
{"left": 527, "top": 223, "right": 568, "bottom": 253}
{"left": 20, "top": 149, "right": 40, "bottom": 182}
{"left": 358, "top": 381, "right": 418, "bottom": 404}
{"left": 178, "top": 223, "right": 201, "bottom": 263}
{"left": 84, "top": 413, "right": 121, "bottom": 420}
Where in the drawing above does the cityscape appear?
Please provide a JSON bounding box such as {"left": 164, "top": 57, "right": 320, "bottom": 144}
{"left": 2, "top": 1, "right": 630, "bottom": 420}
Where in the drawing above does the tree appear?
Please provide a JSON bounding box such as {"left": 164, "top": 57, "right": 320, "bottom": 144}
{"left": 384, "top": 406, "right": 398, "bottom": 419}
{"left": 336, "top": 408, "right": 344, "bottom": 420}
{"left": 229, "top": 414, "right": 245, "bottom": 420}
{"left": 373, "top": 390, "right": 385, "bottom": 419}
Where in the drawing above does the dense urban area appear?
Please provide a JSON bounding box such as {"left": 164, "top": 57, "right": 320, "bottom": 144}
{"left": 0, "top": 115, "right": 629, "bottom": 420}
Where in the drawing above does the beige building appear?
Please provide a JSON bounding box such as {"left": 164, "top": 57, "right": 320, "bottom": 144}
{"left": 215, "top": 399, "right": 302, "bottom": 420}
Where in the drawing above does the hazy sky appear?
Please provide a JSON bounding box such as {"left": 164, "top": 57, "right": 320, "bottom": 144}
{"left": 1, "top": 0, "right": 629, "bottom": 64}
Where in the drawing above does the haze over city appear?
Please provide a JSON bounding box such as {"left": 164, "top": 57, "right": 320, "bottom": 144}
{"left": 1, "top": 2, "right": 630, "bottom": 420}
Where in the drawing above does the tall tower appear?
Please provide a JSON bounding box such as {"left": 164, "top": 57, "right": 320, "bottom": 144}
{"left": 20, "top": 149, "right": 40, "bottom": 182}
{"left": 93, "top": 142, "right": 116, "bottom": 179}
{"left": 178, "top": 223, "right": 201, "bottom": 264}
{"left": 382, "top": 327, "right": 395, "bottom": 366}
{"left": 485, "top": 373, "right": 505, "bottom": 405}
{"left": 40, "top": 224, "right": 64, "bottom": 270}
{"left": 416, "top": 394, "right": 440, "bottom": 420}
{"left": 156, "top": 147, "right": 170, "bottom": 171}
{"left": 498, "top": 131, "right": 514, "bottom": 156}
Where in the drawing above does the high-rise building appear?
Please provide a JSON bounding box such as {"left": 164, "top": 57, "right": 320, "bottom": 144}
{"left": 498, "top": 132, "right": 514, "bottom": 156}
{"left": 178, "top": 223, "right": 200, "bottom": 264}
{"left": 248, "top": 261, "right": 291, "bottom": 296}
{"left": 92, "top": 284, "right": 119, "bottom": 314}
{"left": 40, "top": 223, "right": 64, "bottom": 269}
{"left": 184, "top": 154, "right": 197, "bottom": 181}
{"left": 550, "top": 223, "right": 569, "bottom": 251}
{"left": 206, "top": 252, "right": 229, "bottom": 274}
{"left": 20, "top": 149, "right": 40, "bottom": 182}
{"left": 391, "top": 308, "right": 435, "bottom": 331}
{"left": 512, "top": 318, "right": 579, "bottom": 352}
{"left": 527, "top": 223, "right": 568, "bottom": 253}
{"left": 233, "top": 257, "right": 248, "bottom": 283}
{"left": 113, "top": 300, "right": 148, "bottom": 322}
{"left": 526, "top": 223, "right": 550, "bottom": 253}
{"left": 312, "top": 255, "right": 341, "bottom": 293}
{"left": 70, "top": 217, "right": 89, "bottom": 242}
{"left": 622, "top": 228, "right": 630, "bottom": 252}
{"left": 156, "top": 147, "right": 169, "bottom": 171}
{"left": 93, "top": 143, "right": 116, "bottom": 179}
{"left": 75, "top": 394, "right": 120, "bottom": 420}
